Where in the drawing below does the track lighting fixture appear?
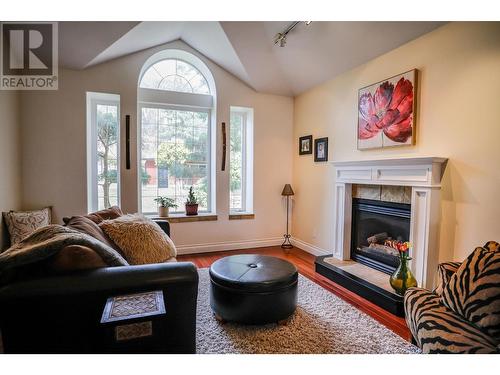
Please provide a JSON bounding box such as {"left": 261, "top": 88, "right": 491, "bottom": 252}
{"left": 273, "top": 21, "right": 312, "bottom": 47}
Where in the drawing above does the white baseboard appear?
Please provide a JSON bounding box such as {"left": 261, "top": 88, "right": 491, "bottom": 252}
{"left": 291, "top": 237, "right": 330, "bottom": 257}
{"left": 176, "top": 237, "right": 283, "bottom": 255}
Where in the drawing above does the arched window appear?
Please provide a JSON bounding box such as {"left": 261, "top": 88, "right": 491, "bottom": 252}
{"left": 138, "top": 50, "right": 216, "bottom": 215}
{"left": 140, "top": 59, "right": 210, "bottom": 94}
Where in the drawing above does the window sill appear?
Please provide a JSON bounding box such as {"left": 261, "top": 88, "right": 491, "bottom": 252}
{"left": 229, "top": 213, "right": 255, "bottom": 220}
{"left": 150, "top": 213, "right": 218, "bottom": 223}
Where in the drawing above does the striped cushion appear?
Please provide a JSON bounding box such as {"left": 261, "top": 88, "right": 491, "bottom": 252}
{"left": 434, "top": 261, "right": 461, "bottom": 296}
{"left": 441, "top": 242, "right": 500, "bottom": 341}
{"left": 405, "top": 287, "right": 498, "bottom": 353}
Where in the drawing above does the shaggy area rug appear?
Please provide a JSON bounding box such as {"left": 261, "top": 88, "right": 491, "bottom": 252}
{"left": 196, "top": 268, "right": 420, "bottom": 354}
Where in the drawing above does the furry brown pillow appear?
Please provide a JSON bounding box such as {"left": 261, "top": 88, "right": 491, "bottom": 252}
{"left": 99, "top": 214, "right": 176, "bottom": 265}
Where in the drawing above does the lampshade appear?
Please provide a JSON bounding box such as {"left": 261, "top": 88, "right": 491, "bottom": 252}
{"left": 281, "top": 184, "right": 295, "bottom": 196}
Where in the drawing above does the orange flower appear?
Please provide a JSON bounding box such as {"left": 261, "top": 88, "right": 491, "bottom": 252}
{"left": 395, "top": 240, "right": 411, "bottom": 253}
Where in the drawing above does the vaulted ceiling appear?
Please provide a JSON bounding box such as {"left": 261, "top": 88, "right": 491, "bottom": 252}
{"left": 59, "top": 21, "right": 445, "bottom": 96}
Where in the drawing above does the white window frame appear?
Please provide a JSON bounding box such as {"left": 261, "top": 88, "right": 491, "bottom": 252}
{"left": 138, "top": 102, "right": 213, "bottom": 214}
{"left": 86, "top": 92, "right": 121, "bottom": 213}
{"left": 137, "top": 49, "right": 217, "bottom": 215}
{"left": 230, "top": 106, "right": 254, "bottom": 214}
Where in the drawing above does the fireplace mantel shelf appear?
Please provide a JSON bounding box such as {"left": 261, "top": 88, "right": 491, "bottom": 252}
{"left": 331, "top": 156, "right": 448, "bottom": 167}
{"left": 331, "top": 156, "right": 448, "bottom": 189}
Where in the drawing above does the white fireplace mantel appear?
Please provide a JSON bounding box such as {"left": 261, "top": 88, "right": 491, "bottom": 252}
{"left": 332, "top": 157, "right": 448, "bottom": 188}
{"left": 331, "top": 157, "right": 448, "bottom": 289}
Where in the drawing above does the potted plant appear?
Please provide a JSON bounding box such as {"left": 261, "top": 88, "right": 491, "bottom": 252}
{"left": 185, "top": 186, "right": 199, "bottom": 216}
{"left": 154, "top": 196, "right": 177, "bottom": 217}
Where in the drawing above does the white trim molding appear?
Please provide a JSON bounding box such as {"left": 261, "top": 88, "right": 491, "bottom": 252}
{"left": 291, "top": 237, "right": 329, "bottom": 257}
{"left": 177, "top": 236, "right": 329, "bottom": 257}
{"left": 176, "top": 237, "right": 283, "bottom": 255}
{"left": 331, "top": 156, "right": 448, "bottom": 289}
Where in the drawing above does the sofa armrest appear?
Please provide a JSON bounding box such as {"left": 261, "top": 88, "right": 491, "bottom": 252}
{"left": 153, "top": 219, "right": 170, "bottom": 237}
{"left": 0, "top": 262, "right": 198, "bottom": 353}
{"left": 434, "top": 261, "right": 462, "bottom": 295}
{"left": 0, "top": 262, "right": 196, "bottom": 298}
{"left": 404, "top": 287, "right": 498, "bottom": 353}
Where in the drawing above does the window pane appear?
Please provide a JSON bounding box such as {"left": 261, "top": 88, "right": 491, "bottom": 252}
{"left": 140, "top": 68, "right": 162, "bottom": 89}
{"left": 158, "top": 75, "right": 192, "bottom": 93}
{"left": 189, "top": 73, "right": 210, "bottom": 95}
{"left": 176, "top": 60, "right": 198, "bottom": 81}
{"left": 152, "top": 59, "right": 176, "bottom": 77}
{"left": 141, "top": 107, "right": 210, "bottom": 213}
{"left": 230, "top": 112, "right": 244, "bottom": 211}
{"left": 139, "top": 59, "right": 210, "bottom": 95}
{"left": 96, "top": 104, "right": 119, "bottom": 210}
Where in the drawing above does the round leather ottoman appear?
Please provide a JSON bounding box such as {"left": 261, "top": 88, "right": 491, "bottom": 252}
{"left": 209, "top": 254, "right": 298, "bottom": 324}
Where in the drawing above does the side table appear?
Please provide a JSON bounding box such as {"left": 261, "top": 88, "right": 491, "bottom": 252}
{"left": 100, "top": 290, "right": 166, "bottom": 353}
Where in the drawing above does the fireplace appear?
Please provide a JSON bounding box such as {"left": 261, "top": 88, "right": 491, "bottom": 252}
{"left": 314, "top": 157, "right": 447, "bottom": 316}
{"left": 351, "top": 198, "right": 411, "bottom": 274}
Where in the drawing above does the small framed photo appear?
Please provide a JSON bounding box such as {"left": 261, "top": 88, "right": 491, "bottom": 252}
{"left": 299, "top": 135, "right": 313, "bottom": 155}
{"left": 314, "top": 137, "right": 328, "bottom": 162}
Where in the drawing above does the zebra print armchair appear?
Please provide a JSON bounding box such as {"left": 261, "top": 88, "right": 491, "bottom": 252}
{"left": 404, "top": 241, "right": 500, "bottom": 354}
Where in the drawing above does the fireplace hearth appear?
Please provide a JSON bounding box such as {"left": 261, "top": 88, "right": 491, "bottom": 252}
{"left": 351, "top": 198, "right": 411, "bottom": 274}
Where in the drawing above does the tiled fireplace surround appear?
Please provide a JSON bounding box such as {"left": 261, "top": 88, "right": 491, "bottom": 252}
{"left": 331, "top": 157, "right": 448, "bottom": 289}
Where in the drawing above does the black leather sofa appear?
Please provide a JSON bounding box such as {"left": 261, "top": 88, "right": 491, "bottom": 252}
{"left": 0, "top": 220, "right": 199, "bottom": 354}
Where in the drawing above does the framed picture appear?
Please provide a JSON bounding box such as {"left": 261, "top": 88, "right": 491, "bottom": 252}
{"left": 314, "top": 137, "right": 328, "bottom": 162}
{"left": 299, "top": 135, "right": 313, "bottom": 155}
{"left": 357, "top": 69, "right": 417, "bottom": 150}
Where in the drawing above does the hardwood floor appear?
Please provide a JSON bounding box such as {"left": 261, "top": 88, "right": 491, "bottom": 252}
{"left": 178, "top": 245, "right": 411, "bottom": 341}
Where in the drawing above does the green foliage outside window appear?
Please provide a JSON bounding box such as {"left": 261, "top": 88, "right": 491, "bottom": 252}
{"left": 230, "top": 113, "right": 242, "bottom": 192}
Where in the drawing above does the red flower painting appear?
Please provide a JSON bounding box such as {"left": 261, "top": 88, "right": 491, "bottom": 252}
{"left": 357, "top": 70, "right": 416, "bottom": 149}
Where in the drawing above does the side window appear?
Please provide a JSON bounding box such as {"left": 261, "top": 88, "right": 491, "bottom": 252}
{"left": 229, "top": 106, "right": 254, "bottom": 214}
{"left": 86, "top": 92, "right": 120, "bottom": 212}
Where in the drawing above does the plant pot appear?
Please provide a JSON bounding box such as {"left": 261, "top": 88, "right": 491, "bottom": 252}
{"left": 158, "top": 206, "right": 169, "bottom": 217}
{"left": 185, "top": 203, "right": 199, "bottom": 216}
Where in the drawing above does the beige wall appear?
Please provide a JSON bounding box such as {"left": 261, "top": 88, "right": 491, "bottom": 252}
{"left": 0, "top": 91, "right": 22, "bottom": 250}
{"left": 292, "top": 22, "right": 500, "bottom": 262}
{"left": 20, "top": 40, "right": 294, "bottom": 250}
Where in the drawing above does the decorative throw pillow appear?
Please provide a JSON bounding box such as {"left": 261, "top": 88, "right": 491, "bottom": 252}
{"left": 83, "top": 206, "right": 123, "bottom": 224}
{"left": 63, "top": 206, "right": 124, "bottom": 225}
{"left": 3, "top": 207, "right": 52, "bottom": 245}
{"left": 441, "top": 242, "right": 500, "bottom": 340}
{"left": 99, "top": 213, "right": 176, "bottom": 265}
{"left": 64, "top": 215, "right": 123, "bottom": 256}
{"left": 434, "top": 261, "right": 461, "bottom": 296}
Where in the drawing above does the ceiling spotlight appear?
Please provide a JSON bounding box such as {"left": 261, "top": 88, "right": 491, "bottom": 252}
{"left": 274, "top": 33, "right": 287, "bottom": 47}
{"left": 273, "top": 21, "right": 312, "bottom": 48}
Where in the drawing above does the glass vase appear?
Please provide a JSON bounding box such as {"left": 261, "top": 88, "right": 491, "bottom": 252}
{"left": 389, "top": 253, "right": 417, "bottom": 296}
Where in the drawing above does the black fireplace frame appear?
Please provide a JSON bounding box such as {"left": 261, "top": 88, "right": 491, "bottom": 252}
{"left": 350, "top": 198, "right": 411, "bottom": 275}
